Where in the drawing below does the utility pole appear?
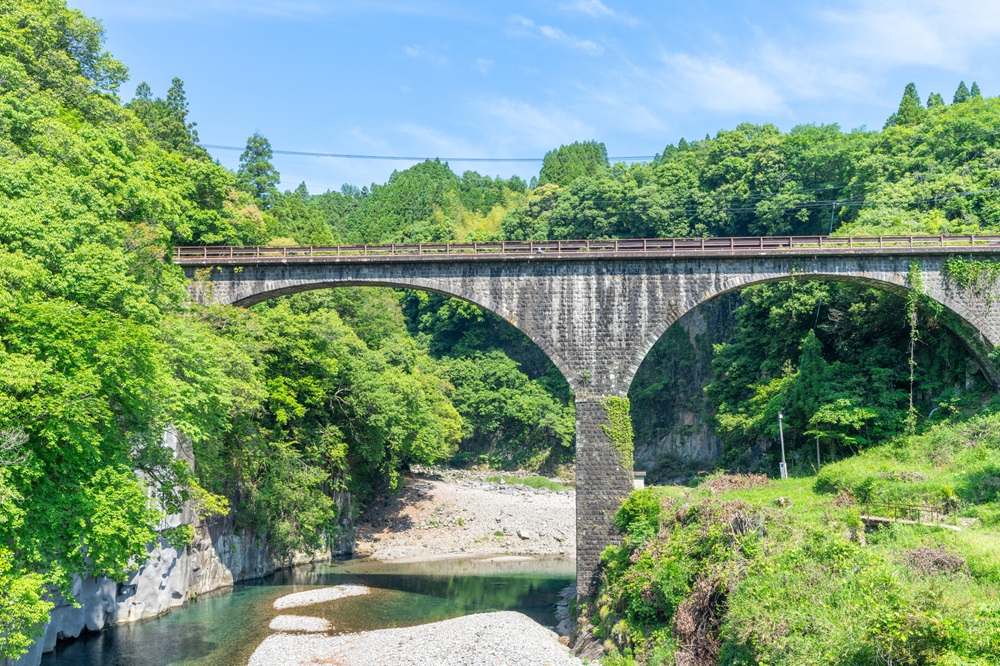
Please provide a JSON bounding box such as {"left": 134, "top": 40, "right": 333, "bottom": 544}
{"left": 778, "top": 411, "right": 788, "bottom": 480}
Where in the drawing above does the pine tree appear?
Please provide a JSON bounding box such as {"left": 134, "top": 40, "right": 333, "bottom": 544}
{"left": 238, "top": 131, "right": 280, "bottom": 209}
{"left": 294, "top": 182, "right": 310, "bottom": 202}
{"left": 953, "top": 81, "right": 970, "bottom": 104}
{"left": 926, "top": 92, "right": 945, "bottom": 108}
{"left": 166, "top": 78, "right": 199, "bottom": 146}
{"left": 886, "top": 82, "right": 925, "bottom": 128}
{"left": 971, "top": 81, "right": 982, "bottom": 99}
{"left": 789, "top": 330, "right": 829, "bottom": 429}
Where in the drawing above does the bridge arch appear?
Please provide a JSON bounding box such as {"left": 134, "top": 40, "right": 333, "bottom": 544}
{"left": 623, "top": 268, "right": 1000, "bottom": 403}
{"left": 219, "top": 277, "right": 577, "bottom": 391}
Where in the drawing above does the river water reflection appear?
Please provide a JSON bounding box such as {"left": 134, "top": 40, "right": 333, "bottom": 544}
{"left": 42, "top": 556, "right": 575, "bottom": 666}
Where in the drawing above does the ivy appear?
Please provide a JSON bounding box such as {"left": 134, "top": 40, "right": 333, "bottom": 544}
{"left": 905, "top": 262, "right": 924, "bottom": 432}
{"left": 601, "top": 396, "right": 634, "bottom": 474}
{"left": 942, "top": 256, "right": 1000, "bottom": 307}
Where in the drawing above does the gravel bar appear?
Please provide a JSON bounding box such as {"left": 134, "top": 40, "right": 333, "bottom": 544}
{"left": 272, "top": 584, "right": 370, "bottom": 610}
{"left": 249, "top": 611, "right": 583, "bottom": 666}
{"left": 268, "top": 615, "right": 333, "bottom": 632}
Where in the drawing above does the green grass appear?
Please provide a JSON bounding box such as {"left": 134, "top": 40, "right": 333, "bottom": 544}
{"left": 484, "top": 475, "right": 572, "bottom": 492}
{"left": 592, "top": 408, "right": 1000, "bottom": 665}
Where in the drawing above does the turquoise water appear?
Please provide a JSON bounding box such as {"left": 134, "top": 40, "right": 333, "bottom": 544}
{"left": 41, "top": 557, "right": 575, "bottom": 666}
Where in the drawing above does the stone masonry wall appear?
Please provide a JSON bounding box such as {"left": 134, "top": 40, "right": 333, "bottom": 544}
{"left": 575, "top": 399, "right": 634, "bottom": 597}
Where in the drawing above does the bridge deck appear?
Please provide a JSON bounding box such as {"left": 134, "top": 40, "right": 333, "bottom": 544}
{"left": 174, "top": 235, "right": 1000, "bottom": 265}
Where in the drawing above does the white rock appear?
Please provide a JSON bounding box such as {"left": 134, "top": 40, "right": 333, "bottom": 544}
{"left": 269, "top": 615, "right": 332, "bottom": 632}
{"left": 273, "top": 585, "right": 370, "bottom": 610}
{"left": 249, "top": 611, "right": 583, "bottom": 666}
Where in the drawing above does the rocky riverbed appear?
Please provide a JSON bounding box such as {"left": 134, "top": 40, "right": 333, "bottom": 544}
{"left": 249, "top": 610, "right": 582, "bottom": 666}
{"left": 245, "top": 472, "right": 581, "bottom": 666}
{"left": 354, "top": 470, "right": 576, "bottom": 561}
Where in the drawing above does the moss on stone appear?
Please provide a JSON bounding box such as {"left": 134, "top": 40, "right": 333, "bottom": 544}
{"left": 601, "top": 396, "right": 634, "bottom": 474}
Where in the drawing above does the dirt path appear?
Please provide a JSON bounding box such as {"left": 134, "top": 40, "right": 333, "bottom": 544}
{"left": 354, "top": 472, "right": 576, "bottom": 561}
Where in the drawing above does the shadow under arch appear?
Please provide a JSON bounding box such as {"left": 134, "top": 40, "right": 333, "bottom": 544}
{"left": 228, "top": 278, "right": 578, "bottom": 402}
{"left": 624, "top": 272, "right": 1000, "bottom": 398}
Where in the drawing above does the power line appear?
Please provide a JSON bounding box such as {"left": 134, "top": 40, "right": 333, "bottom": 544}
{"left": 202, "top": 144, "right": 657, "bottom": 163}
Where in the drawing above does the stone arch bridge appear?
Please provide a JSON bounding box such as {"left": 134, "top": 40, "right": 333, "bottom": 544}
{"left": 176, "top": 235, "right": 1000, "bottom": 596}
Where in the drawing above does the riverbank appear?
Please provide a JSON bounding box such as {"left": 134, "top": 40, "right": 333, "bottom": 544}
{"left": 354, "top": 470, "right": 576, "bottom": 561}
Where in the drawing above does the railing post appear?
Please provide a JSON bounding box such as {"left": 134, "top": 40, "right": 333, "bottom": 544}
{"left": 879, "top": 235, "right": 883, "bottom": 248}
{"left": 940, "top": 234, "right": 944, "bottom": 247}
{"left": 586, "top": 239, "right": 591, "bottom": 252}
{"left": 447, "top": 243, "right": 451, "bottom": 254}
{"left": 337, "top": 245, "right": 341, "bottom": 257}
{"left": 730, "top": 237, "right": 734, "bottom": 253}
{"left": 557, "top": 240, "right": 562, "bottom": 253}
{"left": 909, "top": 236, "right": 913, "bottom": 248}
{"left": 643, "top": 239, "right": 648, "bottom": 252}
{"left": 203, "top": 246, "right": 208, "bottom": 259}
{"left": 391, "top": 243, "right": 395, "bottom": 255}
{"left": 700, "top": 237, "right": 705, "bottom": 251}
{"left": 672, "top": 238, "right": 676, "bottom": 251}
{"left": 849, "top": 237, "right": 853, "bottom": 249}
{"left": 230, "top": 246, "right": 234, "bottom": 259}
{"left": 310, "top": 245, "right": 314, "bottom": 257}
{"left": 419, "top": 244, "right": 422, "bottom": 255}
{"left": 788, "top": 236, "right": 792, "bottom": 249}
{"left": 364, "top": 244, "right": 368, "bottom": 255}
{"left": 971, "top": 234, "right": 975, "bottom": 246}
{"left": 256, "top": 246, "right": 260, "bottom": 258}
{"left": 473, "top": 242, "right": 477, "bottom": 253}
{"left": 819, "top": 236, "right": 823, "bottom": 249}
{"left": 615, "top": 239, "right": 619, "bottom": 252}
{"left": 759, "top": 237, "right": 763, "bottom": 250}
{"left": 283, "top": 246, "right": 287, "bottom": 258}
{"left": 501, "top": 241, "right": 505, "bottom": 254}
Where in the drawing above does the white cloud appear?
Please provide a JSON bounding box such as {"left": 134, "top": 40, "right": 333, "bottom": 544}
{"left": 469, "top": 97, "right": 595, "bottom": 150}
{"left": 563, "top": 0, "right": 639, "bottom": 26}
{"left": 473, "top": 58, "right": 495, "bottom": 75}
{"left": 822, "top": 0, "right": 1000, "bottom": 71}
{"left": 659, "top": 53, "right": 784, "bottom": 114}
{"left": 402, "top": 44, "right": 449, "bottom": 66}
{"left": 508, "top": 15, "right": 604, "bottom": 54}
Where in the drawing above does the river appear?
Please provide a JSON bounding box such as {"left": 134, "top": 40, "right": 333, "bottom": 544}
{"left": 40, "top": 556, "right": 575, "bottom": 666}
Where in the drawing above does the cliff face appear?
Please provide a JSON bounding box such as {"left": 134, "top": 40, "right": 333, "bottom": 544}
{"left": 629, "top": 295, "right": 737, "bottom": 483}
{"left": 8, "top": 430, "right": 354, "bottom": 666}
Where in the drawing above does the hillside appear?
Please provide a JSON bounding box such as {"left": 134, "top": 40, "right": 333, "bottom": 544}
{"left": 588, "top": 407, "right": 1000, "bottom": 665}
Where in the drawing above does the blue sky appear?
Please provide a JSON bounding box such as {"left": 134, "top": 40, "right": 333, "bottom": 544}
{"left": 71, "top": 0, "right": 1000, "bottom": 193}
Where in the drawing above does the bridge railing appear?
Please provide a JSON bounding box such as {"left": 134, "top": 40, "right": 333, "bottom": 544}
{"left": 173, "top": 234, "right": 1000, "bottom": 262}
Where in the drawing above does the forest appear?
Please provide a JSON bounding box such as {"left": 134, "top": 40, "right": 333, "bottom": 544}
{"left": 3, "top": 0, "right": 1000, "bottom": 661}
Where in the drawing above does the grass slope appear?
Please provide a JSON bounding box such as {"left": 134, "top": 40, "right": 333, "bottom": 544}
{"left": 591, "top": 408, "right": 1000, "bottom": 665}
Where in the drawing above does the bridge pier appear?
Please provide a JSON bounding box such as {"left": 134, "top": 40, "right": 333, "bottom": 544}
{"left": 575, "top": 398, "right": 633, "bottom": 597}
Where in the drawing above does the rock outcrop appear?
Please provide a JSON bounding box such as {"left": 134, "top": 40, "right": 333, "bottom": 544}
{"left": 6, "top": 429, "right": 353, "bottom": 666}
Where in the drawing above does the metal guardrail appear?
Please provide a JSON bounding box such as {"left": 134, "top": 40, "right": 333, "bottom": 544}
{"left": 861, "top": 500, "right": 958, "bottom": 526}
{"left": 173, "top": 234, "right": 1000, "bottom": 263}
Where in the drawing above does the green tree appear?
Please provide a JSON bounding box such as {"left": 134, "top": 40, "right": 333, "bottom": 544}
{"left": 971, "top": 81, "right": 982, "bottom": 99}
{"left": 926, "top": 92, "right": 945, "bottom": 108}
{"left": 538, "top": 140, "right": 609, "bottom": 186}
{"left": 238, "top": 131, "right": 281, "bottom": 210}
{"left": 953, "top": 80, "right": 971, "bottom": 104}
{"left": 886, "top": 82, "right": 925, "bottom": 127}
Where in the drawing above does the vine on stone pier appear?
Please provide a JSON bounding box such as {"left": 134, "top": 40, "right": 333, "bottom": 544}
{"left": 942, "top": 256, "right": 1000, "bottom": 309}
{"left": 600, "top": 396, "right": 634, "bottom": 475}
{"left": 905, "top": 262, "right": 924, "bottom": 433}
